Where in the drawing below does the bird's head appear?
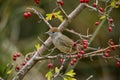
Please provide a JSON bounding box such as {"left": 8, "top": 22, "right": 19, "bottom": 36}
{"left": 46, "top": 27, "right": 61, "bottom": 38}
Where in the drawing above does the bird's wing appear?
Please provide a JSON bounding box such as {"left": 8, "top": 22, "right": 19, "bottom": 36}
{"left": 59, "top": 35, "right": 74, "bottom": 48}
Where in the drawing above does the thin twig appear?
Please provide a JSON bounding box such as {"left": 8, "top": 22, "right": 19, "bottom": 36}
{"left": 38, "top": 37, "right": 50, "bottom": 51}
{"left": 26, "top": 8, "right": 53, "bottom": 29}
{"left": 85, "top": 4, "right": 97, "bottom": 11}
{"left": 56, "top": 2, "right": 68, "bottom": 19}
{"left": 51, "top": 59, "right": 66, "bottom": 80}
{"left": 96, "top": 0, "right": 98, "bottom": 5}
{"left": 65, "top": 29, "right": 92, "bottom": 39}
{"left": 86, "top": 75, "right": 93, "bottom": 80}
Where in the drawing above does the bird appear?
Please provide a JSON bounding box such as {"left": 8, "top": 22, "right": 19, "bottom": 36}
{"left": 46, "top": 27, "right": 77, "bottom": 54}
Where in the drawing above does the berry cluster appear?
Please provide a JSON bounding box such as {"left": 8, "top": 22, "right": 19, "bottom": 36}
{"left": 23, "top": 12, "right": 31, "bottom": 19}
{"left": 92, "top": 1, "right": 114, "bottom": 32}
{"left": 12, "top": 53, "right": 30, "bottom": 71}
{"left": 13, "top": 53, "right": 21, "bottom": 61}
{"left": 107, "top": 18, "right": 114, "bottom": 32}
{"left": 70, "top": 58, "right": 77, "bottom": 66}
{"left": 82, "top": 39, "right": 88, "bottom": 49}
{"left": 80, "top": 0, "right": 90, "bottom": 3}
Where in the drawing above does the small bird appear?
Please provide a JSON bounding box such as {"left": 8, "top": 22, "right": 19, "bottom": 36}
{"left": 46, "top": 27, "right": 77, "bottom": 54}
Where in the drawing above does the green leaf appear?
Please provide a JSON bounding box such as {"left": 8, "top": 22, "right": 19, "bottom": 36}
{"left": 6, "top": 70, "right": 12, "bottom": 74}
{"left": 55, "top": 67, "right": 59, "bottom": 73}
{"left": 65, "top": 69, "right": 76, "bottom": 77}
{"left": 45, "top": 70, "right": 53, "bottom": 80}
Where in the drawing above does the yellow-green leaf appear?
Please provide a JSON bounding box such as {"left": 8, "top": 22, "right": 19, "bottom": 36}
{"left": 55, "top": 67, "right": 59, "bottom": 73}
{"left": 65, "top": 69, "right": 76, "bottom": 77}
{"left": 46, "top": 14, "right": 53, "bottom": 20}
{"left": 45, "top": 70, "right": 53, "bottom": 80}
{"left": 56, "top": 15, "right": 63, "bottom": 22}
{"left": 55, "top": 11, "right": 63, "bottom": 22}
{"left": 110, "top": 0, "right": 120, "bottom": 8}
{"left": 99, "top": 15, "right": 106, "bottom": 20}
{"left": 63, "top": 77, "right": 68, "bottom": 80}
{"left": 46, "top": 11, "right": 63, "bottom": 22}
{"left": 35, "top": 43, "right": 40, "bottom": 51}
{"left": 6, "top": 70, "right": 12, "bottom": 74}
{"left": 63, "top": 76, "right": 77, "bottom": 80}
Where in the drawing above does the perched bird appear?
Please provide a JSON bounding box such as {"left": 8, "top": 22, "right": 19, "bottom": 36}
{"left": 46, "top": 27, "right": 77, "bottom": 54}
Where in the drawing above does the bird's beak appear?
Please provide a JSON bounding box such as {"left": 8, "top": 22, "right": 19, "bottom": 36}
{"left": 45, "top": 31, "right": 51, "bottom": 35}
{"left": 45, "top": 31, "right": 49, "bottom": 34}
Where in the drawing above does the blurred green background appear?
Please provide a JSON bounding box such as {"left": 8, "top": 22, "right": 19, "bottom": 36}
{"left": 0, "top": 0, "right": 120, "bottom": 80}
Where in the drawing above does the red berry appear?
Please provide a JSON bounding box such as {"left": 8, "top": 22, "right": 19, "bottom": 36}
{"left": 21, "top": 62, "right": 26, "bottom": 66}
{"left": 15, "top": 66, "right": 20, "bottom": 71}
{"left": 116, "top": 61, "right": 120, "bottom": 67}
{"left": 109, "top": 41, "right": 114, "bottom": 45}
{"left": 85, "top": 0, "right": 90, "bottom": 3}
{"left": 83, "top": 44, "right": 87, "bottom": 48}
{"left": 48, "top": 63, "right": 53, "bottom": 69}
{"left": 109, "top": 18, "right": 113, "bottom": 23}
{"left": 13, "top": 54, "right": 17, "bottom": 57}
{"left": 95, "top": 21, "right": 99, "bottom": 25}
{"left": 79, "top": 50, "right": 85, "bottom": 54}
{"left": 13, "top": 57, "right": 17, "bottom": 61}
{"left": 60, "top": 59, "right": 64, "bottom": 63}
{"left": 92, "top": 2, "right": 97, "bottom": 7}
{"left": 99, "top": 7, "right": 104, "bottom": 12}
{"left": 73, "top": 42, "right": 77, "bottom": 47}
{"left": 23, "top": 12, "right": 31, "bottom": 19}
{"left": 24, "top": 12, "right": 29, "bottom": 18}
{"left": 52, "top": 14, "right": 55, "bottom": 18}
{"left": 103, "top": 53, "right": 110, "bottom": 57}
{"left": 80, "top": 0, "right": 84, "bottom": 3}
{"left": 111, "top": 46, "right": 116, "bottom": 50}
{"left": 70, "top": 61, "right": 74, "bottom": 66}
{"left": 16, "top": 53, "right": 21, "bottom": 57}
{"left": 106, "top": 49, "right": 111, "bottom": 53}
{"left": 108, "top": 27, "right": 112, "bottom": 32}
{"left": 72, "top": 58, "right": 77, "bottom": 63}
{"left": 34, "top": 0, "right": 40, "bottom": 4}
{"left": 115, "top": 2, "right": 119, "bottom": 6}
{"left": 27, "top": 12, "right": 31, "bottom": 17}
{"left": 26, "top": 57, "right": 30, "bottom": 61}
{"left": 58, "top": 1, "right": 64, "bottom": 6}
{"left": 82, "top": 39, "right": 88, "bottom": 45}
{"left": 77, "top": 53, "right": 81, "bottom": 58}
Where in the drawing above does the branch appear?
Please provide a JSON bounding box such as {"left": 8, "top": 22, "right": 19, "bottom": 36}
{"left": 34, "top": 44, "right": 120, "bottom": 61}
{"left": 12, "top": 3, "right": 86, "bottom": 80}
